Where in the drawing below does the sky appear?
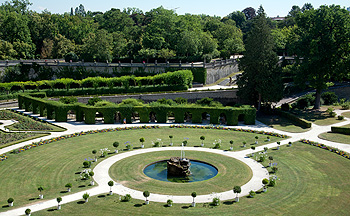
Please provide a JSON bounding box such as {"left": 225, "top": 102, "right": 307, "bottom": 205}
{"left": 21, "top": 0, "right": 350, "bottom": 17}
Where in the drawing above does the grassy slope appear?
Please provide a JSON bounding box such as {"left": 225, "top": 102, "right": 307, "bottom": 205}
{"left": 34, "top": 143, "right": 350, "bottom": 216}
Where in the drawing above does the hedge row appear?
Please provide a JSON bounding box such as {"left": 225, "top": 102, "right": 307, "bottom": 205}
{"left": 3, "top": 63, "right": 206, "bottom": 85}
{"left": 331, "top": 126, "right": 350, "bottom": 135}
{"left": 18, "top": 94, "right": 256, "bottom": 126}
{"left": 0, "top": 70, "right": 193, "bottom": 93}
{"left": 0, "top": 86, "right": 188, "bottom": 100}
{"left": 277, "top": 110, "right": 312, "bottom": 128}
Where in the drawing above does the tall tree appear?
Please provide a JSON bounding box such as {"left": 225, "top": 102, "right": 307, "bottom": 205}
{"left": 237, "top": 6, "right": 283, "bottom": 111}
{"left": 292, "top": 5, "right": 350, "bottom": 109}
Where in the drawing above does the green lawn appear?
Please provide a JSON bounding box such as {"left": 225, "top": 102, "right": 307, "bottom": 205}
{"left": 33, "top": 142, "right": 350, "bottom": 216}
{"left": 109, "top": 151, "right": 252, "bottom": 195}
{"left": 0, "top": 127, "right": 284, "bottom": 212}
{"left": 257, "top": 114, "right": 311, "bottom": 133}
{"left": 290, "top": 109, "right": 344, "bottom": 126}
{"left": 318, "top": 131, "right": 350, "bottom": 144}
{"left": 342, "top": 112, "right": 350, "bottom": 118}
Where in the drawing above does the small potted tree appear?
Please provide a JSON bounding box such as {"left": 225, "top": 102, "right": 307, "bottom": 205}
{"left": 89, "top": 171, "right": 95, "bottom": 186}
{"left": 277, "top": 141, "right": 281, "bottom": 150}
{"left": 83, "top": 193, "right": 89, "bottom": 203}
{"left": 251, "top": 146, "right": 256, "bottom": 157}
{"left": 92, "top": 150, "right": 97, "bottom": 162}
{"left": 108, "top": 180, "right": 114, "bottom": 195}
{"left": 169, "top": 135, "right": 173, "bottom": 146}
{"left": 7, "top": 198, "right": 14, "bottom": 207}
{"left": 200, "top": 136, "right": 205, "bottom": 147}
{"left": 262, "top": 178, "right": 269, "bottom": 192}
{"left": 255, "top": 136, "right": 259, "bottom": 144}
{"left": 288, "top": 141, "right": 292, "bottom": 147}
{"left": 65, "top": 183, "right": 72, "bottom": 192}
{"left": 183, "top": 140, "right": 188, "bottom": 146}
{"left": 191, "top": 192, "right": 197, "bottom": 207}
{"left": 233, "top": 186, "right": 241, "bottom": 202}
{"left": 143, "top": 190, "right": 150, "bottom": 205}
{"left": 243, "top": 141, "right": 246, "bottom": 148}
{"left": 268, "top": 156, "right": 274, "bottom": 167}
{"left": 113, "top": 142, "right": 119, "bottom": 153}
{"left": 57, "top": 197, "right": 62, "bottom": 210}
{"left": 139, "top": 137, "right": 145, "bottom": 148}
{"left": 264, "top": 147, "right": 268, "bottom": 153}
{"left": 25, "top": 208, "right": 31, "bottom": 216}
{"left": 167, "top": 199, "right": 173, "bottom": 207}
{"left": 38, "top": 186, "right": 44, "bottom": 199}
{"left": 267, "top": 136, "right": 270, "bottom": 141}
{"left": 229, "top": 140, "right": 234, "bottom": 151}
{"left": 249, "top": 190, "right": 256, "bottom": 198}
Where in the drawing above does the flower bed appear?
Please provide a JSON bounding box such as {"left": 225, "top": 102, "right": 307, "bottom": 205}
{"left": 169, "top": 125, "right": 288, "bottom": 138}
{"left": 301, "top": 139, "right": 350, "bottom": 159}
{"left": 0, "top": 130, "right": 39, "bottom": 147}
{"left": 0, "top": 110, "right": 54, "bottom": 131}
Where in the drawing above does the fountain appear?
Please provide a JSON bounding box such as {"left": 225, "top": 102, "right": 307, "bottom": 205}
{"left": 167, "top": 157, "right": 191, "bottom": 177}
{"left": 143, "top": 145, "right": 218, "bottom": 183}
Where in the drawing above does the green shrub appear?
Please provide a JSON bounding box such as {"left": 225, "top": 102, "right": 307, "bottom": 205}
{"left": 83, "top": 161, "right": 91, "bottom": 168}
{"left": 296, "top": 93, "right": 315, "bottom": 109}
{"left": 212, "top": 197, "right": 220, "bottom": 206}
{"left": 59, "top": 97, "right": 77, "bottom": 104}
{"left": 269, "top": 178, "right": 276, "bottom": 187}
{"left": 326, "top": 107, "right": 336, "bottom": 117}
{"left": 331, "top": 126, "right": 350, "bottom": 135}
{"left": 25, "top": 208, "right": 31, "bottom": 215}
{"left": 341, "top": 103, "right": 350, "bottom": 110}
{"left": 122, "top": 194, "right": 132, "bottom": 202}
{"left": 87, "top": 97, "right": 102, "bottom": 106}
{"left": 321, "top": 92, "right": 338, "bottom": 105}
{"left": 338, "top": 115, "right": 344, "bottom": 120}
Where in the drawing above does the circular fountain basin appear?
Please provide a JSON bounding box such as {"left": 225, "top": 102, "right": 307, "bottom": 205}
{"left": 143, "top": 160, "right": 218, "bottom": 183}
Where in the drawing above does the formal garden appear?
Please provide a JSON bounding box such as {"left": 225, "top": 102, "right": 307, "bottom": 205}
{"left": 1, "top": 1, "right": 350, "bottom": 215}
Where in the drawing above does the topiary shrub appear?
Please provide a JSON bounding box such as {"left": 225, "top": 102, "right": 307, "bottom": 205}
{"left": 321, "top": 92, "right": 338, "bottom": 105}
{"left": 212, "top": 197, "right": 220, "bottom": 206}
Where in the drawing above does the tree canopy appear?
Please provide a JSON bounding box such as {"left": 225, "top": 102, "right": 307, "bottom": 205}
{"left": 291, "top": 5, "right": 350, "bottom": 109}
{"left": 237, "top": 6, "right": 283, "bottom": 110}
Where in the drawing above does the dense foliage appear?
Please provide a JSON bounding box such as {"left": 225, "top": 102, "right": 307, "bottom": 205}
{"left": 0, "top": 1, "right": 245, "bottom": 62}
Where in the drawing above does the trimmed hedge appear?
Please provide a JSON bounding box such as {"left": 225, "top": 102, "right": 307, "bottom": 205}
{"left": 19, "top": 95, "right": 256, "bottom": 126}
{"left": 277, "top": 110, "right": 312, "bottom": 128}
{"left": 331, "top": 126, "right": 350, "bottom": 135}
